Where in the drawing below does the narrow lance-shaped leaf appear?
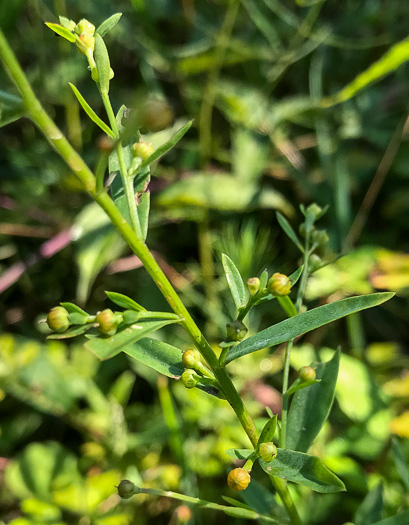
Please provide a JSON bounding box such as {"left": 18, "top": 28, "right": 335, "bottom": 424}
{"left": 225, "top": 292, "right": 394, "bottom": 363}
{"left": 94, "top": 33, "right": 111, "bottom": 94}
{"left": 96, "top": 13, "right": 122, "bottom": 37}
{"left": 286, "top": 350, "right": 340, "bottom": 452}
{"left": 105, "top": 291, "right": 146, "bottom": 311}
{"left": 354, "top": 482, "right": 383, "bottom": 525}
{"left": 322, "top": 37, "right": 409, "bottom": 107}
{"left": 45, "top": 23, "right": 76, "bottom": 43}
{"left": 276, "top": 212, "right": 304, "bottom": 253}
{"left": 257, "top": 414, "right": 278, "bottom": 447}
{"left": 371, "top": 510, "right": 409, "bottom": 525}
{"left": 47, "top": 324, "right": 93, "bottom": 340}
{"left": 138, "top": 191, "right": 150, "bottom": 241}
{"left": 391, "top": 438, "right": 409, "bottom": 492}
{"left": 69, "top": 83, "right": 115, "bottom": 138}
{"left": 139, "top": 120, "right": 193, "bottom": 169}
{"left": 284, "top": 378, "right": 320, "bottom": 397}
{"left": 222, "top": 253, "right": 247, "bottom": 310}
{"left": 85, "top": 318, "right": 179, "bottom": 360}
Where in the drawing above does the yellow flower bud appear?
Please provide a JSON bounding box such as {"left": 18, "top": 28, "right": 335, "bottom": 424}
{"left": 96, "top": 309, "right": 122, "bottom": 336}
{"left": 47, "top": 306, "right": 70, "bottom": 333}
{"left": 227, "top": 468, "right": 251, "bottom": 491}
{"left": 247, "top": 277, "right": 260, "bottom": 295}
{"left": 182, "top": 349, "right": 201, "bottom": 369}
{"left": 74, "top": 19, "right": 95, "bottom": 36}
{"left": 132, "top": 141, "right": 154, "bottom": 160}
{"left": 268, "top": 273, "right": 291, "bottom": 297}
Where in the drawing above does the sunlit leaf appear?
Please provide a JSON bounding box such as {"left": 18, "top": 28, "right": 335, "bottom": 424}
{"left": 96, "top": 13, "right": 122, "bottom": 37}
{"left": 69, "top": 83, "right": 115, "bottom": 138}
{"left": 222, "top": 253, "right": 247, "bottom": 309}
{"left": 287, "top": 350, "right": 339, "bottom": 452}
{"left": 45, "top": 23, "right": 76, "bottom": 43}
{"left": 225, "top": 293, "right": 394, "bottom": 363}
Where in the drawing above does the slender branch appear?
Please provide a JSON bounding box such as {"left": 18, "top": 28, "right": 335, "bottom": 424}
{"left": 0, "top": 29, "right": 301, "bottom": 524}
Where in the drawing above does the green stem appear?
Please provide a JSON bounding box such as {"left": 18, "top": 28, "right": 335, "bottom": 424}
{"left": 100, "top": 89, "right": 142, "bottom": 237}
{"left": 0, "top": 30, "right": 301, "bottom": 524}
{"left": 281, "top": 230, "right": 312, "bottom": 450}
{"left": 132, "top": 486, "right": 278, "bottom": 523}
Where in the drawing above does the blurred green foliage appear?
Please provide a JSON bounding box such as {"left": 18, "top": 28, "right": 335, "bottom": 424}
{"left": 2, "top": 0, "right": 409, "bottom": 523}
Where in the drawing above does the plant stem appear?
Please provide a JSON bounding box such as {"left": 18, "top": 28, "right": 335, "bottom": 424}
{"left": 280, "top": 230, "right": 311, "bottom": 449}
{"left": 100, "top": 90, "right": 142, "bottom": 237}
{"left": 0, "top": 30, "right": 301, "bottom": 524}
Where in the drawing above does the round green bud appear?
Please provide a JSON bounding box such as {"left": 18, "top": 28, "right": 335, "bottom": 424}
{"left": 47, "top": 306, "right": 70, "bottom": 333}
{"left": 259, "top": 442, "right": 278, "bottom": 462}
{"left": 227, "top": 468, "right": 251, "bottom": 491}
{"left": 132, "top": 141, "right": 154, "bottom": 160}
{"left": 306, "top": 203, "right": 323, "bottom": 219}
{"left": 311, "top": 229, "right": 329, "bottom": 248}
{"left": 299, "top": 365, "right": 316, "bottom": 382}
{"left": 308, "top": 253, "right": 323, "bottom": 273}
{"left": 117, "top": 479, "right": 138, "bottom": 499}
{"left": 247, "top": 277, "right": 260, "bottom": 295}
{"left": 181, "top": 369, "right": 199, "bottom": 389}
{"left": 226, "top": 321, "right": 248, "bottom": 342}
{"left": 182, "top": 349, "right": 201, "bottom": 369}
{"left": 298, "top": 223, "right": 307, "bottom": 238}
{"left": 267, "top": 273, "right": 291, "bottom": 297}
{"left": 96, "top": 309, "right": 122, "bottom": 336}
{"left": 74, "top": 19, "right": 95, "bottom": 36}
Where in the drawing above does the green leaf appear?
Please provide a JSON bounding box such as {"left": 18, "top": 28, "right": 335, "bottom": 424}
{"left": 225, "top": 448, "right": 254, "bottom": 460}
{"left": 45, "top": 22, "right": 76, "bottom": 43}
{"left": 0, "top": 90, "right": 25, "bottom": 127}
{"left": 69, "top": 83, "right": 115, "bottom": 138}
{"left": 222, "top": 253, "right": 247, "bottom": 310}
{"left": 391, "top": 438, "right": 409, "bottom": 492}
{"left": 260, "top": 448, "right": 345, "bottom": 493}
{"left": 240, "top": 478, "right": 277, "bottom": 516}
{"left": 277, "top": 295, "right": 297, "bottom": 317}
{"left": 105, "top": 291, "right": 146, "bottom": 312}
{"left": 286, "top": 350, "right": 340, "bottom": 452}
{"left": 322, "top": 37, "right": 409, "bottom": 107}
{"left": 276, "top": 212, "right": 304, "bottom": 253}
{"left": 121, "top": 337, "right": 183, "bottom": 379}
{"left": 225, "top": 293, "right": 394, "bottom": 363}
{"left": 221, "top": 496, "right": 253, "bottom": 511}
{"left": 257, "top": 415, "right": 278, "bottom": 447}
{"left": 85, "top": 319, "right": 179, "bottom": 360}
{"left": 372, "top": 511, "right": 409, "bottom": 525}
{"left": 67, "top": 312, "right": 88, "bottom": 325}
{"left": 355, "top": 482, "right": 383, "bottom": 525}
{"left": 139, "top": 120, "right": 193, "bottom": 169}
{"left": 94, "top": 33, "right": 111, "bottom": 94}
{"left": 60, "top": 302, "right": 88, "bottom": 315}
{"left": 289, "top": 265, "right": 303, "bottom": 286}
{"left": 96, "top": 13, "right": 122, "bottom": 37}
{"left": 47, "top": 324, "right": 93, "bottom": 340}
{"left": 284, "top": 378, "right": 320, "bottom": 397}
{"left": 138, "top": 190, "right": 150, "bottom": 241}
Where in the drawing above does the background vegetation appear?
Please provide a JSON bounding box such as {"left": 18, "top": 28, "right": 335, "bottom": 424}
{"left": 1, "top": 0, "right": 409, "bottom": 523}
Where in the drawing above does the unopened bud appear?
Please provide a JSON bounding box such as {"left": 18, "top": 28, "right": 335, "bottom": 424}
{"left": 96, "top": 309, "right": 122, "bottom": 336}
{"left": 247, "top": 277, "right": 260, "bottom": 295}
{"left": 132, "top": 141, "right": 154, "bottom": 160}
{"left": 226, "top": 321, "right": 248, "bottom": 342}
{"left": 77, "top": 33, "right": 95, "bottom": 53}
{"left": 298, "top": 365, "right": 316, "bottom": 382}
{"left": 311, "top": 229, "right": 329, "bottom": 247}
{"left": 259, "top": 442, "right": 278, "bottom": 462}
{"left": 268, "top": 273, "right": 291, "bottom": 297}
{"left": 47, "top": 306, "right": 70, "bottom": 333}
{"left": 74, "top": 19, "right": 95, "bottom": 36}
{"left": 306, "top": 203, "right": 323, "bottom": 219}
{"left": 182, "top": 349, "right": 201, "bottom": 369}
{"left": 227, "top": 468, "right": 251, "bottom": 491}
{"left": 308, "top": 253, "right": 323, "bottom": 273}
{"left": 181, "top": 369, "right": 199, "bottom": 389}
{"left": 117, "top": 479, "right": 138, "bottom": 499}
